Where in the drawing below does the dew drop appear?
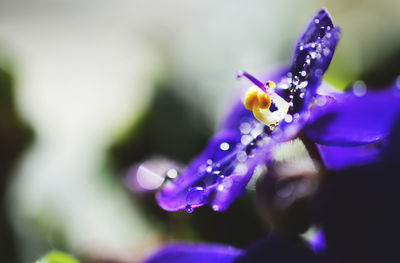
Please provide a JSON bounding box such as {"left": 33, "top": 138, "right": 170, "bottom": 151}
{"left": 305, "top": 55, "right": 311, "bottom": 64}
{"left": 185, "top": 205, "right": 194, "bottom": 213}
{"left": 206, "top": 159, "right": 213, "bottom": 165}
{"left": 236, "top": 151, "right": 248, "bottom": 162}
{"left": 300, "top": 70, "right": 307, "bottom": 77}
{"left": 240, "top": 122, "right": 251, "bottom": 134}
{"left": 284, "top": 114, "right": 293, "bottom": 123}
{"left": 293, "top": 76, "right": 299, "bottom": 85}
{"left": 241, "top": 135, "right": 253, "bottom": 145}
{"left": 220, "top": 142, "right": 230, "bottom": 151}
{"left": 212, "top": 205, "right": 219, "bottom": 211}
{"left": 217, "top": 184, "right": 224, "bottom": 191}
{"left": 299, "top": 81, "right": 308, "bottom": 89}
{"left": 353, "top": 80, "right": 367, "bottom": 96}
{"left": 186, "top": 187, "right": 206, "bottom": 205}
{"left": 206, "top": 166, "right": 213, "bottom": 173}
{"left": 323, "top": 48, "right": 330, "bottom": 56}
{"left": 166, "top": 169, "right": 178, "bottom": 179}
{"left": 314, "top": 18, "right": 320, "bottom": 24}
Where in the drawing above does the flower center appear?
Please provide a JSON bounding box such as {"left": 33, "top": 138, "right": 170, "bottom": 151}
{"left": 238, "top": 72, "right": 290, "bottom": 128}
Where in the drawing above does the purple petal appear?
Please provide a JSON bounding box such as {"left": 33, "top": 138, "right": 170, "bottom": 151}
{"left": 317, "top": 143, "right": 383, "bottom": 170}
{"left": 157, "top": 130, "right": 241, "bottom": 211}
{"left": 297, "top": 9, "right": 334, "bottom": 51}
{"left": 305, "top": 87, "right": 400, "bottom": 146}
{"left": 308, "top": 229, "right": 327, "bottom": 255}
{"left": 291, "top": 9, "right": 340, "bottom": 107}
{"left": 144, "top": 243, "right": 243, "bottom": 263}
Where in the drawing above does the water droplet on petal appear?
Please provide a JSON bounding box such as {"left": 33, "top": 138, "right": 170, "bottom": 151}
{"left": 240, "top": 122, "right": 251, "bottom": 134}
{"left": 220, "top": 142, "right": 230, "bottom": 151}
{"left": 241, "top": 135, "right": 253, "bottom": 145}
{"left": 185, "top": 205, "right": 194, "bottom": 213}
{"left": 323, "top": 48, "right": 330, "bottom": 56}
{"left": 166, "top": 169, "right": 178, "bottom": 179}
{"left": 305, "top": 55, "right": 311, "bottom": 65}
{"left": 314, "top": 18, "right": 320, "bottom": 24}
{"left": 186, "top": 187, "right": 206, "bottom": 205}
{"left": 353, "top": 80, "right": 367, "bottom": 96}
{"left": 284, "top": 114, "right": 293, "bottom": 123}
{"left": 236, "top": 151, "right": 247, "bottom": 162}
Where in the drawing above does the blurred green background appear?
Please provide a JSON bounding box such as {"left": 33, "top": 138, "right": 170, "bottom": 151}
{"left": 0, "top": 0, "right": 399, "bottom": 262}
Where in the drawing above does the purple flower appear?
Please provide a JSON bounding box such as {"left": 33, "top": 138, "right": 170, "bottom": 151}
{"left": 156, "top": 8, "right": 400, "bottom": 213}
{"left": 144, "top": 91, "right": 400, "bottom": 262}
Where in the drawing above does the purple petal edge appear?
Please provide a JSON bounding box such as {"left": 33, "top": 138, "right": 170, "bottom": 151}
{"left": 143, "top": 243, "right": 243, "bottom": 263}
{"left": 305, "top": 86, "right": 400, "bottom": 146}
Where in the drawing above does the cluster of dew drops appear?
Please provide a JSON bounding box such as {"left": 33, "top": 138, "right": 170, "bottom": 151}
{"left": 181, "top": 120, "right": 274, "bottom": 213}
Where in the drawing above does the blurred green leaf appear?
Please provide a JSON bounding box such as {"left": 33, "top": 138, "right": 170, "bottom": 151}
{"left": 35, "top": 251, "right": 79, "bottom": 263}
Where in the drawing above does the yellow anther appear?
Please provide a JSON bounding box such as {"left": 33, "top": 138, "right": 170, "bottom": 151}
{"left": 244, "top": 86, "right": 271, "bottom": 111}
{"left": 266, "top": 81, "right": 276, "bottom": 89}
{"left": 244, "top": 86, "right": 262, "bottom": 110}
{"left": 257, "top": 92, "right": 271, "bottom": 109}
{"left": 243, "top": 81, "right": 290, "bottom": 127}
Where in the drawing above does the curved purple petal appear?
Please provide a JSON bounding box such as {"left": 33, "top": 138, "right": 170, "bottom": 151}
{"left": 317, "top": 143, "right": 383, "bottom": 171}
{"left": 144, "top": 243, "right": 243, "bottom": 263}
{"left": 305, "top": 87, "right": 400, "bottom": 146}
{"left": 308, "top": 229, "right": 327, "bottom": 255}
{"left": 289, "top": 9, "right": 340, "bottom": 111}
